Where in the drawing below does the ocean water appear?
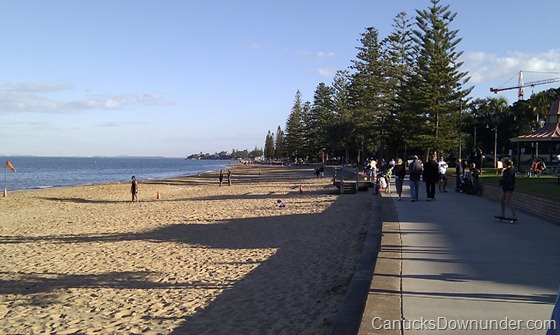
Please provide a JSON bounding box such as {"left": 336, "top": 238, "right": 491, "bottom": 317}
{"left": 1, "top": 157, "right": 235, "bottom": 191}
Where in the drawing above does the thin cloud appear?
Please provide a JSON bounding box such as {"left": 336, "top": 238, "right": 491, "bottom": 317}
{"left": 295, "top": 50, "right": 336, "bottom": 61}
{"left": 317, "top": 51, "right": 336, "bottom": 60}
{"left": 139, "top": 92, "right": 173, "bottom": 106}
{"left": 250, "top": 41, "right": 336, "bottom": 63}
{"left": 249, "top": 42, "right": 272, "bottom": 51}
{"left": 464, "top": 49, "right": 560, "bottom": 83}
{"left": 96, "top": 121, "right": 147, "bottom": 128}
{"left": 0, "top": 82, "right": 172, "bottom": 114}
{"left": 317, "top": 67, "right": 337, "bottom": 78}
{"left": 1, "top": 82, "right": 71, "bottom": 93}
{"left": 0, "top": 120, "right": 51, "bottom": 129}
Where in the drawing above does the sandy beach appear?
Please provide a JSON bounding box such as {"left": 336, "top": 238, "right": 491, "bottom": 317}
{"left": 0, "top": 164, "right": 373, "bottom": 335}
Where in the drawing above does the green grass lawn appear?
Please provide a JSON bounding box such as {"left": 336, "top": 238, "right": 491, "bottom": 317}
{"left": 479, "top": 170, "right": 560, "bottom": 198}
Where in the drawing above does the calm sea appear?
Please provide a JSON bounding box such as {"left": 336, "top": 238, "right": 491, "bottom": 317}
{"left": 1, "top": 157, "right": 235, "bottom": 191}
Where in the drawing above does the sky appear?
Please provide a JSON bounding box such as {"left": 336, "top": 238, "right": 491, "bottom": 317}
{"left": 1, "top": 0, "right": 560, "bottom": 157}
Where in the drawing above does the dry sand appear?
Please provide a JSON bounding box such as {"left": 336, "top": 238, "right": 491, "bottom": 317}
{"left": 0, "top": 164, "right": 373, "bottom": 335}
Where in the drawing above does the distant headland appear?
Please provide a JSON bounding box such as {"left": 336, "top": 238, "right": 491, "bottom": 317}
{"left": 186, "top": 148, "right": 263, "bottom": 161}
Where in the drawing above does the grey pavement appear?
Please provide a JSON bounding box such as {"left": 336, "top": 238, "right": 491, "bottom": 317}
{"left": 359, "top": 180, "right": 560, "bottom": 335}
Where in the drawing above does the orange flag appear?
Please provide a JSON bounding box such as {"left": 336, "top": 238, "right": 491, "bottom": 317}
{"left": 6, "top": 161, "right": 16, "bottom": 173}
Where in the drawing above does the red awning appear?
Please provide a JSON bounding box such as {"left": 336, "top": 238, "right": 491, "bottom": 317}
{"left": 510, "top": 99, "right": 560, "bottom": 142}
{"left": 510, "top": 123, "right": 560, "bottom": 142}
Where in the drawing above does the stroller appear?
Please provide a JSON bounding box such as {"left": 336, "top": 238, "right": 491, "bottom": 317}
{"left": 460, "top": 172, "right": 481, "bottom": 196}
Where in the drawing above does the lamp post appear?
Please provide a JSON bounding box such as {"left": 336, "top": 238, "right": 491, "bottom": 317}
{"left": 494, "top": 125, "right": 497, "bottom": 169}
{"left": 491, "top": 102, "right": 507, "bottom": 169}
{"left": 535, "top": 119, "right": 545, "bottom": 158}
{"left": 271, "top": 133, "right": 275, "bottom": 161}
{"left": 459, "top": 99, "right": 462, "bottom": 160}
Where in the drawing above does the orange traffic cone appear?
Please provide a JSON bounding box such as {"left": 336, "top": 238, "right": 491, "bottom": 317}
{"left": 156, "top": 191, "right": 161, "bottom": 200}
{"left": 299, "top": 185, "right": 303, "bottom": 194}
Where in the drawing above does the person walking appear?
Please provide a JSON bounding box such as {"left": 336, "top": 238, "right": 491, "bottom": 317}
{"left": 408, "top": 155, "right": 423, "bottom": 202}
{"left": 369, "top": 159, "right": 377, "bottom": 182}
{"left": 423, "top": 154, "right": 439, "bottom": 201}
{"left": 227, "top": 170, "right": 232, "bottom": 186}
{"left": 384, "top": 164, "right": 393, "bottom": 194}
{"left": 219, "top": 170, "right": 224, "bottom": 187}
{"left": 455, "top": 158, "right": 463, "bottom": 192}
{"left": 393, "top": 158, "right": 406, "bottom": 201}
{"left": 498, "top": 159, "right": 517, "bottom": 219}
{"left": 438, "top": 156, "right": 449, "bottom": 192}
{"left": 130, "top": 175, "right": 138, "bottom": 202}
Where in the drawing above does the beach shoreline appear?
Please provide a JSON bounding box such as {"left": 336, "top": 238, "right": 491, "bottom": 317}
{"left": 2, "top": 156, "right": 235, "bottom": 192}
{"left": 0, "top": 164, "right": 373, "bottom": 334}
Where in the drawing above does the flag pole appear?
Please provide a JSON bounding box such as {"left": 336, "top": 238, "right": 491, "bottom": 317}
{"left": 3, "top": 163, "right": 7, "bottom": 197}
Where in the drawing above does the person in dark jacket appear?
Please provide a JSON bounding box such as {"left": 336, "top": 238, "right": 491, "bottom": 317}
{"left": 499, "top": 159, "right": 517, "bottom": 219}
{"left": 392, "top": 158, "right": 406, "bottom": 201}
{"left": 408, "top": 155, "right": 423, "bottom": 202}
{"left": 455, "top": 158, "right": 463, "bottom": 192}
{"left": 131, "top": 176, "right": 138, "bottom": 202}
{"left": 469, "top": 146, "right": 483, "bottom": 175}
{"left": 423, "top": 154, "right": 439, "bottom": 201}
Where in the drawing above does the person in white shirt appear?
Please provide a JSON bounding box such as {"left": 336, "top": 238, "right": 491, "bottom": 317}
{"left": 438, "top": 156, "right": 449, "bottom": 192}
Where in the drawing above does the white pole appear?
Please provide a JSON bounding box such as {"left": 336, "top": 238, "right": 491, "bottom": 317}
{"left": 4, "top": 164, "right": 7, "bottom": 197}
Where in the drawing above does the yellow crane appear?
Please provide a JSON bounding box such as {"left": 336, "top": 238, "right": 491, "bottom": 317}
{"left": 490, "top": 70, "right": 560, "bottom": 100}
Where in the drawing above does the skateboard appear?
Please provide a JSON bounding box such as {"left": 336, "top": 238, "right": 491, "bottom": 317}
{"left": 494, "top": 216, "right": 518, "bottom": 224}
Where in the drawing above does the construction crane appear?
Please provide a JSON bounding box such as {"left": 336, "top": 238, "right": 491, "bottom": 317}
{"left": 490, "top": 70, "right": 560, "bottom": 100}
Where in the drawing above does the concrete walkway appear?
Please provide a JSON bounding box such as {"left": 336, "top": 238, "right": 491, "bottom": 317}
{"left": 359, "top": 181, "right": 560, "bottom": 334}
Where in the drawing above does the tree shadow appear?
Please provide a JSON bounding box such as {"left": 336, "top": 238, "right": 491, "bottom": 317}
{"left": 370, "top": 287, "right": 555, "bottom": 305}
{"left": 393, "top": 190, "right": 560, "bottom": 311}
{"left": 0, "top": 186, "right": 371, "bottom": 334}
{"left": 37, "top": 197, "right": 123, "bottom": 204}
{"left": 0, "top": 270, "right": 228, "bottom": 296}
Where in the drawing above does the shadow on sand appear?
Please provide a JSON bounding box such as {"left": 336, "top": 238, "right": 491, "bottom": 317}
{"left": 0, "top": 171, "right": 373, "bottom": 334}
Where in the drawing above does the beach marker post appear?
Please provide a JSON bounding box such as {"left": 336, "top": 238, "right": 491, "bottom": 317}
{"left": 4, "top": 161, "right": 16, "bottom": 197}
{"left": 156, "top": 191, "right": 161, "bottom": 200}
{"left": 299, "top": 184, "right": 303, "bottom": 194}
